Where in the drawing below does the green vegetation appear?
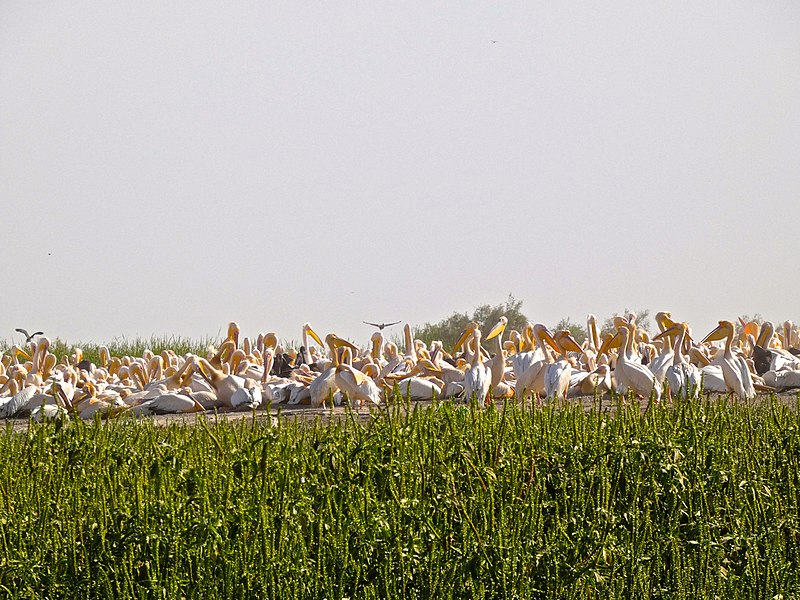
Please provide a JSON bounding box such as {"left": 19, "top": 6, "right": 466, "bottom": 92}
{"left": 1, "top": 395, "right": 799, "bottom": 598}
{"left": 1, "top": 336, "right": 217, "bottom": 367}
{"left": 414, "top": 294, "right": 529, "bottom": 349}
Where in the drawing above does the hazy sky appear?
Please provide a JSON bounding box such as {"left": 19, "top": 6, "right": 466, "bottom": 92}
{"left": 2, "top": 1, "right": 799, "bottom": 346}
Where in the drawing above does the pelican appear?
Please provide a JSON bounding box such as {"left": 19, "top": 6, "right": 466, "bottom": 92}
{"left": 484, "top": 317, "right": 514, "bottom": 398}
{"left": 609, "top": 324, "right": 661, "bottom": 401}
{"left": 454, "top": 322, "right": 491, "bottom": 405}
{"left": 647, "top": 312, "right": 677, "bottom": 384}
{"left": 193, "top": 356, "right": 261, "bottom": 409}
{"left": 334, "top": 347, "right": 382, "bottom": 408}
{"left": 363, "top": 320, "right": 401, "bottom": 331}
{"left": 308, "top": 332, "right": 359, "bottom": 408}
{"left": 544, "top": 330, "right": 583, "bottom": 401}
{"left": 701, "top": 320, "right": 756, "bottom": 399}
{"left": 15, "top": 328, "right": 43, "bottom": 344}
{"left": 654, "top": 322, "right": 700, "bottom": 400}
{"left": 384, "top": 359, "right": 444, "bottom": 401}
{"left": 514, "top": 324, "right": 557, "bottom": 400}
{"left": 568, "top": 365, "right": 612, "bottom": 397}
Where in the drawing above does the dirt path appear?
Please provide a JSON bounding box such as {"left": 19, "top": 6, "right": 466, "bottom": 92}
{"left": 3, "top": 391, "right": 798, "bottom": 434}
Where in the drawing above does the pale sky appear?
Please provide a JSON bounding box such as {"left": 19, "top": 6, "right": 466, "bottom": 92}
{"left": 2, "top": 1, "right": 799, "bottom": 346}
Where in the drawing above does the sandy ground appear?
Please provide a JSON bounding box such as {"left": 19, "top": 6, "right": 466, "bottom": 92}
{"left": 4, "top": 391, "right": 799, "bottom": 434}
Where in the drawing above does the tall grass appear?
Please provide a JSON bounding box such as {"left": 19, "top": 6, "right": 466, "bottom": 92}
{"left": 0, "top": 395, "right": 798, "bottom": 598}
{"left": 0, "top": 336, "right": 218, "bottom": 366}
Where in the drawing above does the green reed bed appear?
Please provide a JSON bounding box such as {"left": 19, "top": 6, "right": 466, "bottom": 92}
{"left": 0, "top": 396, "right": 799, "bottom": 599}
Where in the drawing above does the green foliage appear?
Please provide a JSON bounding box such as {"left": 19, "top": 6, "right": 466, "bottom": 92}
{"left": 1, "top": 397, "right": 800, "bottom": 598}
{"left": 2, "top": 336, "right": 218, "bottom": 366}
{"left": 552, "top": 317, "right": 588, "bottom": 344}
{"left": 602, "top": 308, "right": 652, "bottom": 336}
{"left": 414, "top": 294, "right": 529, "bottom": 349}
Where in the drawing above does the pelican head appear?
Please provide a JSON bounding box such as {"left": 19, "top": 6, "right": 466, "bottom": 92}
{"left": 303, "top": 323, "right": 324, "bottom": 347}
{"left": 453, "top": 322, "right": 480, "bottom": 354}
{"left": 702, "top": 320, "right": 735, "bottom": 344}
{"left": 485, "top": 317, "right": 508, "bottom": 341}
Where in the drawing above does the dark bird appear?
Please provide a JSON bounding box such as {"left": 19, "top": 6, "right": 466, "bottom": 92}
{"left": 15, "top": 328, "right": 43, "bottom": 343}
{"left": 363, "top": 320, "right": 401, "bottom": 331}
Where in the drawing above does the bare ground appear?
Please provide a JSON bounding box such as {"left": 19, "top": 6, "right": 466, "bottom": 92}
{"left": 3, "top": 391, "right": 799, "bottom": 434}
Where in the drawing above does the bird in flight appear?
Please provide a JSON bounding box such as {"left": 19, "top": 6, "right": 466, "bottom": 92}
{"left": 15, "top": 328, "right": 44, "bottom": 343}
{"left": 363, "top": 321, "right": 401, "bottom": 331}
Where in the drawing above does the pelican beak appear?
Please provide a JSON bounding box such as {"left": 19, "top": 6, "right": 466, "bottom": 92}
{"left": 14, "top": 347, "right": 32, "bottom": 361}
{"left": 744, "top": 322, "right": 760, "bottom": 340}
{"left": 561, "top": 334, "right": 583, "bottom": 353}
{"left": 539, "top": 327, "right": 560, "bottom": 353}
{"left": 416, "top": 358, "right": 443, "bottom": 377}
{"left": 701, "top": 323, "right": 727, "bottom": 344}
{"left": 453, "top": 327, "right": 474, "bottom": 354}
{"left": 597, "top": 332, "right": 621, "bottom": 356}
{"left": 330, "top": 335, "right": 359, "bottom": 352}
{"left": 305, "top": 325, "right": 324, "bottom": 347}
{"left": 485, "top": 318, "right": 507, "bottom": 341}
{"left": 653, "top": 322, "right": 681, "bottom": 342}
{"left": 226, "top": 322, "right": 240, "bottom": 345}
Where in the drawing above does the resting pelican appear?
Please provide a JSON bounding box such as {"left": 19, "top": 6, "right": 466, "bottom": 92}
{"left": 194, "top": 356, "right": 261, "bottom": 409}
{"left": 702, "top": 320, "right": 756, "bottom": 399}
{"left": 454, "top": 322, "right": 491, "bottom": 405}
{"left": 568, "top": 365, "right": 612, "bottom": 397}
{"left": 334, "top": 348, "right": 382, "bottom": 408}
{"left": 308, "top": 332, "right": 359, "bottom": 407}
{"left": 383, "top": 359, "right": 444, "bottom": 400}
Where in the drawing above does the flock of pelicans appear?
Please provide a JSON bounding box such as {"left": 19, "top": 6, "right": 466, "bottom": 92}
{"left": 1, "top": 313, "right": 800, "bottom": 421}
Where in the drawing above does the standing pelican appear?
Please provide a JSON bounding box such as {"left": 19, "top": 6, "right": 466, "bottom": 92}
{"left": 484, "top": 317, "right": 513, "bottom": 398}
{"left": 610, "top": 324, "right": 661, "bottom": 402}
{"left": 654, "top": 322, "right": 700, "bottom": 400}
{"left": 647, "top": 312, "right": 677, "bottom": 384}
{"left": 702, "top": 320, "right": 756, "bottom": 399}
{"left": 515, "top": 324, "right": 560, "bottom": 400}
{"left": 544, "top": 330, "right": 583, "bottom": 401}
{"left": 454, "top": 322, "right": 491, "bottom": 405}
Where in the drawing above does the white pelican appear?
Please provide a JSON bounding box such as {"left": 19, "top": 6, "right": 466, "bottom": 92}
{"left": 647, "top": 312, "right": 677, "bottom": 384}
{"left": 383, "top": 359, "right": 444, "bottom": 401}
{"left": 130, "top": 392, "right": 205, "bottom": 416}
{"left": 194, "top": 356, "right": 260, "bottom": 409}
{"left": 654, "top": 322, "right": 700, "bottom": 400}
{"left": 544, "top": 330, "right": 582, "bottom": 401}
{"left": 514, "top": 324, "right": 558, "bottom": 400}
{"left": 568, "top": 365, "right": 612, "bottom": 398}
{"left": 308, "top": 332, "right": 359, "bottom": 408}
{"left": 484, "top": 317, "right": 514, "bottom": 398}
{"left": 702, "top": 320, "right": 756, "bottom": 399}
{"left": 609, "top": 324, "right": 661, "bottom": 402}
{"left": 454, "top": 322, "right": 491, "bottom": 405}
{"left": 334, "top": 348, "right": 382, "bottom": 408}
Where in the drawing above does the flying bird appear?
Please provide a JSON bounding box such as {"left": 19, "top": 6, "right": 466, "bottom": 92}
{"left": 363, "top": 321, "right": 401, "bottom": 331}
{"left": 15, "top": 328, "right": 43, "bottom": 343}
